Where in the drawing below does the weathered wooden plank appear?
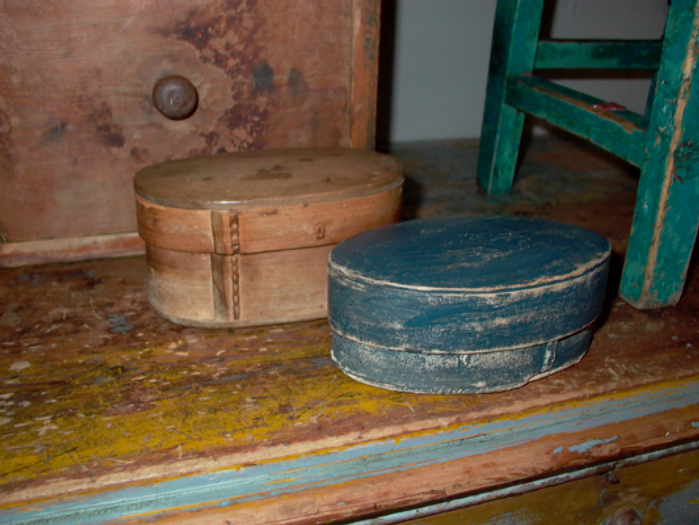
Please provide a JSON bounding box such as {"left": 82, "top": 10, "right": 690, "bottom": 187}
{"left": 0, "top": 0, "right": 381, "bottom": 266}
{"left": 477, "top": 0, "right": 545, "bottom": 194}
{"left": 2, "top": 136, "right": 698, "bottom": 524}
{"left": 620, "top": 0, "right": 699, "bottom": 308}
{"left": 350, "top": 0, "right": 381, "bottom": 150}
{"left": 506, "top": 75, "right": 647, "bottom": 167}
{"left": 0, "top": 0, "right": 354, "bottom": 242}
{"left": 1, "top": 249, "right": 699, "bottom": 523}
{"left": 0, "top": 233, "right": 145, "bottom": 268}
{"left": 535, "top": 40, "right": 662, "bottom": 70}
{"left": 3, "top": 377, "right": 699, "bottom": 524}
{"left": 394, "top": 444, "right": 699, "bottom": 525}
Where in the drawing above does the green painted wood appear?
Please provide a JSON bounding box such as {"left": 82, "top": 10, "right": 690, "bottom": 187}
{"left": 620, "top": 0, "right": 699, "bottom": 308}
{"left": 477, "top": 0, "right": 544, "bottom": 194}
{"left": 396, "top": 446, "right": 699, "bottom": 525}
{"left": 479, "top": 0, "right": 699, "bottom": 308}
{"left": 644, "top": 71, "right": 658, "bottom": 123}
{"left": 534, "top": 40, "right": 662, "bottom": 70}
{"left": 506, "top": 75, "right": 647, "bottom": 167}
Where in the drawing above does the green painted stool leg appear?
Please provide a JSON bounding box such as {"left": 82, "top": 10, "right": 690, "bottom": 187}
{"left": 620, "top": 0, "right": 699, "bottom": 308}
{"left": 477, "top": 0, "right": 544, "bottom": 194}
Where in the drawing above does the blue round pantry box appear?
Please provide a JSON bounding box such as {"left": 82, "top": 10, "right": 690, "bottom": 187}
{"left": 327, "top": 216, "right": 611, "bottom": 394}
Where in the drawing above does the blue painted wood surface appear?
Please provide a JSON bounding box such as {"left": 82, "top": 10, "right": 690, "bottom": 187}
{"left": 2, "top": 139, "right": 699, "bottom": 525}
{"left": 328, "top": 216, "right": 610, "bottom": 393}
{"left": 331, "top": 329, "right": 593, "bottom": 394}
{"left": 3, "top": 377, "right": 698, "bottom": 525}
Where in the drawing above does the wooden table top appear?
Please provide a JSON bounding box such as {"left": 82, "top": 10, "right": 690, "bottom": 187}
{"left": 2, "top": 136, "right": 699, "bottom": 524}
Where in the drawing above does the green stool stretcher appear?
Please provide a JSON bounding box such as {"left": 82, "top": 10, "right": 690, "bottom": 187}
{"left": 478, "top": 0, "right": 699, "bottom": 309}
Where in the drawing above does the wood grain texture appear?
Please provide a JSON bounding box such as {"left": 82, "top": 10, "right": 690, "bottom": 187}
{"left": 210, "top": 210, "right": 239, "bottom": 256}
{"left": 133, "top": 149, "right": 404, "bottom": 210}
{"left": 399, "top": 447, "right": 699, "bottom": 525}
{"left": 1, "top": 136, "right": 698, "bottom": 524}
{"left": 331, "top": 328, "right": 593, "bottom": 394}
{"left": 329, "top": 217, "right": 610, "bottom": 352}
{"left": 0, "top": 233, "right": 145, "bottom": 268}
{"left": 135, "top": 148, "right": 403, "bottom": 327}
{"left": 1, "top": 252, "right": 698, "bottom": 524}
{"left": 134, "top": 149, "right": 403, "bottom": 255}
{"left": 146, "top": 244, "right": 216, "bottom": 323}
{"left": 0, "top": 0, "right": 380, "bottom": 264}
{"left": 620, "top": 0, "right": 699, "bottom": 308}
{"left": 350, "top": 0, "right": 381, "bottom": 150}
{"left": 238, "top": 244, "right": 334, "bottom": 324}
{"left": 238, "top": 184, "right": 402, "bottom": 254}
{"left": 136, "top": 196, "right": 214, "bottom": 254}
{"left": 328, "top": 216, "right": 610, "bottom": 393}
{"left": 506, "top": 75, "right": 647, "bottom": 167}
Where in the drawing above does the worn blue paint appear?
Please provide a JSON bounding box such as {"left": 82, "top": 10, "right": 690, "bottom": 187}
{"left": 2, "top": 380, "right": 699, "bottom": 524}
{"left": 106, "top": 314, "right": 135, "bottom": 334}
{"left": 328, "top": 216, "right": 610, "bottom": 393}
{"left": 657, "top": 478, "right": 699, "bottom": 524}
{"left": 553, "top": 435, "right": 618, "bottom": 455}
{"left": 2, "top": 380, "right": 698, "bottom": 525}
{"left": 331, "top": 329, "right": 592, "bottom": 394}
{"left": 352, "top": 442, "right": 699, "bottom": 525}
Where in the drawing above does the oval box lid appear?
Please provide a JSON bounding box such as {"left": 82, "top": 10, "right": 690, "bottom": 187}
{"left": 133, "top": 149, "right": 404, "bottom": 255}
{"left": 134, "top": 148, "right": 403, "bottom": 210}
{"left": 329, "top": 215, "right": 611, "bottom": 359}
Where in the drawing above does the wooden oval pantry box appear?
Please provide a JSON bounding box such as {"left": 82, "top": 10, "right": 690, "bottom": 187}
{"left": 134, "top": 148, "right": 403, "bottom": 328}
{"left": 328, "top": 216, "right": 611, "bottom": 394}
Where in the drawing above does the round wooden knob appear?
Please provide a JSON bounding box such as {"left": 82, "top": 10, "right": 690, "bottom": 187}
{"left": 152, "top": 75, "right": 198, "bottom": 120}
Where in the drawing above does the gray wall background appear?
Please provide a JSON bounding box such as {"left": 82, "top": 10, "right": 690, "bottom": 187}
{"left": 387, "top": 0, "right": 669, "bottom": 143}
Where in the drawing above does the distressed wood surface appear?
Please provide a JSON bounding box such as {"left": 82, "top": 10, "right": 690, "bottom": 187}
{"left": 534, "top": 40, "right": 662, "bottom": 70}
{"left": 399, "top": 447, "right": 699, "bottom": 524}
{"left": 134, "top": 149, "right": 404, "bottom": 254}
{"left": 620, "top": 0, "right": 699, "bottom": 309}
{"left": 135, "top": 149, "right": 403, "bottom": 328}
{"left": 350, "top": 0, "right": 381, "bottom": 150}
{"left": 478, "top": 0, "right": 699, "bottom": 309}
{"left": 506, "top": 75, "right": 648, "bottom": 167}
{"left": 1, "top": 135, "right": 699, "bottom": 524}
{"left": 0, "top": 234, "right": 145, "bottom": 268}
{"left": 328, "top": 216, "right": 611, "bottom": 393}
{"left": 477, "top": 0, "right": 545, "bottom": 194}
{"left": 0, "top": 0, "right": 380, "bottom": 266}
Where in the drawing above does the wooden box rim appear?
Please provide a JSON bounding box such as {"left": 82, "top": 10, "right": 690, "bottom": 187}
{"left": 133, "top": 148, "right": 404, "bottom": 211}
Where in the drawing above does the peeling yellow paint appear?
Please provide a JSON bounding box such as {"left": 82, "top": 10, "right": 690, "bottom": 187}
{"left": 0, "top": 332, "right": 429, "bottom": 487}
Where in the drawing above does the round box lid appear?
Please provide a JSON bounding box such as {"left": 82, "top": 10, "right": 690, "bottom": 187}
{"left": 134, "top": 148, "right": 403, "bottom": 210}
{"left": 328, "top": 216, "right": 611, "bottom": 354}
